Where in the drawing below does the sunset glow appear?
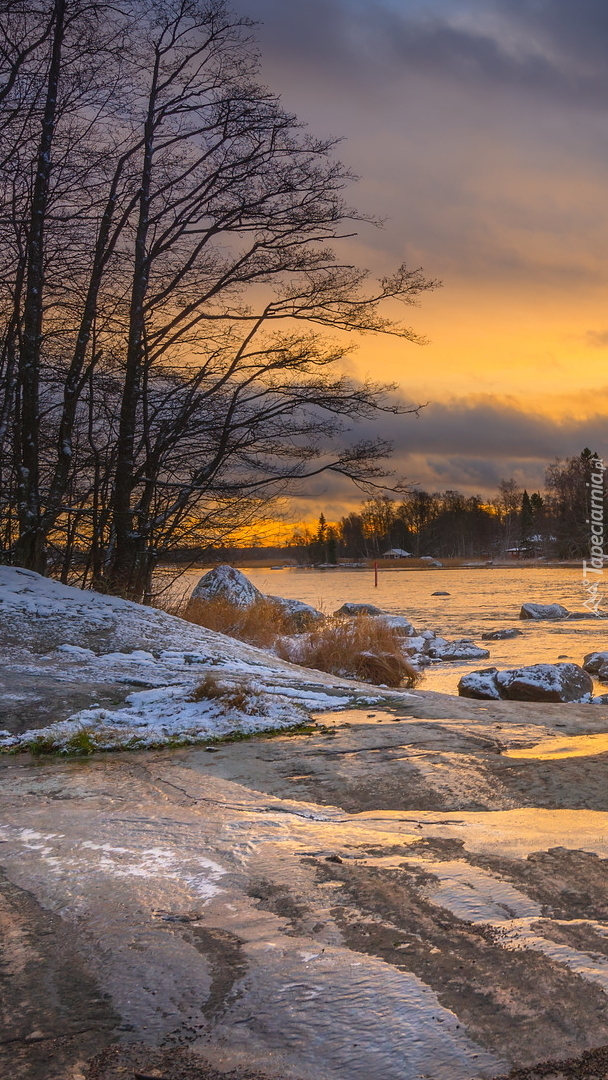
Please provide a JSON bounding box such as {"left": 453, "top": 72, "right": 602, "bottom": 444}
{"left": 235, "top": 0, "right": 608, "bottom": 517}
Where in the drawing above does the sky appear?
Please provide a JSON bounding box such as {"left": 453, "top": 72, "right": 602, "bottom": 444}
{"left": 233, "top": 0, "right": 608, "bottom": 522}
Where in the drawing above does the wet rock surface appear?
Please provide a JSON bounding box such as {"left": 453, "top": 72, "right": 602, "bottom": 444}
{"left": 0, "top": 868, "right": 118, "bottom": 1080}
{"left": 4, "top": 693, "right": 608, "bottom": 1077}
{"left": 520, "top": 604, "right": 571, "bottom": 620}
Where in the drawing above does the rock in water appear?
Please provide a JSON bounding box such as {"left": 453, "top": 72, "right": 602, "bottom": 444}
{"left": 185, "top": 565, "right": 324, "bottom": 631}
{"left": 428, "top": 638, "right": 490, "bottom": 661}
{"left": 459, "top": 662, "right": 592, "bottom": 703}
{"left": 497, "top": 663, "right": 592, "bottom": 702}
{"left": 458, "top": 668, "right": 501, "bottom": 699}
{"left": 188, "top": 564, "right": 263, "bottom": 609}
{"left": 519, "top": 603, "right": 570, "bottom": 620}
{"left": 583, "top": 651, "right": 608, "bottom": 675}
{"left": 375, "top": 614, "right": 417, "bottom": 636}
{"left": 333, "top": 602, "right": 385, "bottom": 617}
{"left": 481, "top": 628, "right": 523, "bottom": 640}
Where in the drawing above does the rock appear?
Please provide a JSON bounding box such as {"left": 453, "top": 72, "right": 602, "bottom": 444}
{"left": 594, "top": 695, "right": 608, "bottom": 704}
{"left": 428, "top": 638, "right": 491, "bottom": 661}
{"left": 375, "top": 614, "right": 417, "bottom": 635}
{"left": 458, "top": 668, "right": 501, "bottom": 699}
{"left": 481, "top": 628, "right": 523, "bottom": 640}
{"left": 432, "top": 590, "right": 450, "bottom": 596}
{"left": 188, "top": 564, "right": 263, "bottom": 609}
{"left": 185, "top": 566, "right": 324, "bottom": 632}
{"left": 519, "top": 603, "right": 570, "bottom": 620}
{"left": 401, "top": 635, "right": 430, "bottom": 655}
{"left": 333, "top": 602, "right": 385, "bottom": 617}
{"left": 459, "top": 662, "right": 593, "bottom": 703}
{"left": 583, "top": 651, "right": 608, "bottom": 675}
{"left": 266, "top": 595, "right": 325, "bottom": 631}
{"left": 562, "top": 611, "right": 608, "bottom": 619}
{"left": 497, "top": 663, "right": 592, "bottom": 703}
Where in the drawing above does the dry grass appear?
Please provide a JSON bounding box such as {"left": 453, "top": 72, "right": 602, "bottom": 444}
{"left": 189, "top": 672, "right": 257, "bottom": 711}
{"left": 275, "top": 616, "right": 421, "bottom": 688}
{"left": 183, "top": 595, "right": 295, "bottom": 647}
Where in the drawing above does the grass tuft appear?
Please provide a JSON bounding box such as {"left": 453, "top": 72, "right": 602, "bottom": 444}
{"left": 183, "top": 595, "right": 301, "bottom": 647}
{"left": 189, "top": 671, "right": 278, "bottom": 716}
{"left": 275, "top": 616, "right": 420, "bottom": 688}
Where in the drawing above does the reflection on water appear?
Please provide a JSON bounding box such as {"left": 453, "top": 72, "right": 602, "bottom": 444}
{"left": 168, "top": 566, "right": 608, "bottom": 695}
{"left": 505, "top": 732, "right": 608, "bottom": 760}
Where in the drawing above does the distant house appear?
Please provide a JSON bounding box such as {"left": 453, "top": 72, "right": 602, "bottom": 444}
{"left": 381, "top": 548, "right": 412, "bottom": 559}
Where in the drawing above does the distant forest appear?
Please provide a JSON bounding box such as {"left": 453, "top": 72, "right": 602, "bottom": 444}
{"left": 286, "top": 450, "right": 605, "bottom": 562}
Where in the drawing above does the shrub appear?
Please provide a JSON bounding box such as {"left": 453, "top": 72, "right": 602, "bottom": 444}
{"left": 275, "top": 616, "right": 420, "bottom": 687}
{"left": 183, "top": 595, "right": 294, "bottom": 647}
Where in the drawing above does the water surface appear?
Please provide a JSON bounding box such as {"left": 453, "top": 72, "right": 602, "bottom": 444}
{"left": 172, "top": 566, "right": 608, "bottom": 694}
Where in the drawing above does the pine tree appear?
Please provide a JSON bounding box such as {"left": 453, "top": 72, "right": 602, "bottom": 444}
{"left": 520, "top": 490, "right": 534, "bottom": 550}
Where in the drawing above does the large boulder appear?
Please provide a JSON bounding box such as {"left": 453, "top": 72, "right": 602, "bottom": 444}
{"left": 333, "top": 602, "right": 385, "bottom": 617}
{"left": 188, "top": 565, "right": 263, "bottom": 610}
{"left": 583, "top": 651, "right": 608, "bottom": 676}
{"left": 459, "top": 662, "right": 592, "bottom": 703}
{"left": 497, "top": 663, "right": 592, "bottom": 702}
{"left": 458, "top": 668, "right": 501, "bottom": 700}
{"left": 481, "top": 628, "right": 523, "bottom": 640}
{"left": 519, "top": 603, "right": 570, "bottom": 620}
{"left": 185, "top": 566, "right": 324, "bottom": 632}
{"left": 266, "top": 595, "right": 324, "bottom": 631}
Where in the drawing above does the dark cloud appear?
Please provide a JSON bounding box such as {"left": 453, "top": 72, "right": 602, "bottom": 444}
{"left": 234, "top": 0, "right": 608, "bottom": 288}
{"left": 288, "top": 395, "right": 608, "bottom": 512}
{"left": 381, "top": 397, "right": 606, "bottom": 458}
{"left": 239, "top": 0, "right": 608, "bottom": 106}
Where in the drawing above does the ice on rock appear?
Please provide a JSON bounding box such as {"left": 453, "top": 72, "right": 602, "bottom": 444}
{"left": 459, "top": 662, "right": 593, "bottom": 703}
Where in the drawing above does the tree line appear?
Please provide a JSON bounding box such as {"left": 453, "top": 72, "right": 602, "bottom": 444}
{"left": 0, "top": 0, "right": 436, "bottom": 598}
{"left": 289, "top": 450, "right": 605, "bottom": 562}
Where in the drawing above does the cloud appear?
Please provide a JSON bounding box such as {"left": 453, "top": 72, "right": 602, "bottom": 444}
{"left": 241, "top": 0, "right": 608, "bottom": 106}
{"left": 284, "top": 394, "right": 608, "bottom": 516}
{"left": 585, "top": 330, "right": 608, "bottom": 348}
{"left": 235, "top": 0, "right": 608, "bottom": 291}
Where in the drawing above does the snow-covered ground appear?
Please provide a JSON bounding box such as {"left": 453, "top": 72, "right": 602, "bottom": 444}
{"left": 0, "top": 567, "right": 415, "bottom": 752}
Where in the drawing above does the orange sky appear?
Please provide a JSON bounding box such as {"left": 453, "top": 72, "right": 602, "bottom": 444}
{"left": 235, "top": 0, "right": 608, "bottom": 520}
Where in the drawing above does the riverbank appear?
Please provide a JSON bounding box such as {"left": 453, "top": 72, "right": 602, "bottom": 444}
{"left": 5, "top": 566, "right": 608, "bottom": 1079}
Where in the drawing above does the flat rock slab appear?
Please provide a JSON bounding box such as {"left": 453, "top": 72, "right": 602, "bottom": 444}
{"left": 0, "top": 868, "right": 118, "bottom": 1080}
{"left": 4, "top": 691, "right": 608, "bottom": 1078}
{"left": 86, "top": 1043, "right": 281, "bottom": 1080}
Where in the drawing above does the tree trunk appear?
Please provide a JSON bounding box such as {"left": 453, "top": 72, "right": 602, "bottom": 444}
{"left": 14, "top": 0, "right": 66, "bottom": 573}
{"left": 106, "top": 52, "right": 159, "bottom": 596}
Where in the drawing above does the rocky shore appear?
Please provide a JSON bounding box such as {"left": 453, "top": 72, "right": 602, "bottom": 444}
{"left": 4, "top": 566, "right": 608, "bottom": 1079}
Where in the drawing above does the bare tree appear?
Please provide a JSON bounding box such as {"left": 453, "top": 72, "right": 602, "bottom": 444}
{"left": 0, "top": 0, "right": 439, "bottom": 598}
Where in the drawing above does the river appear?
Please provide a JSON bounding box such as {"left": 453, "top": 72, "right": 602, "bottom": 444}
{"left": 166, "top": 565, "right": 608, "bottom": 694}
